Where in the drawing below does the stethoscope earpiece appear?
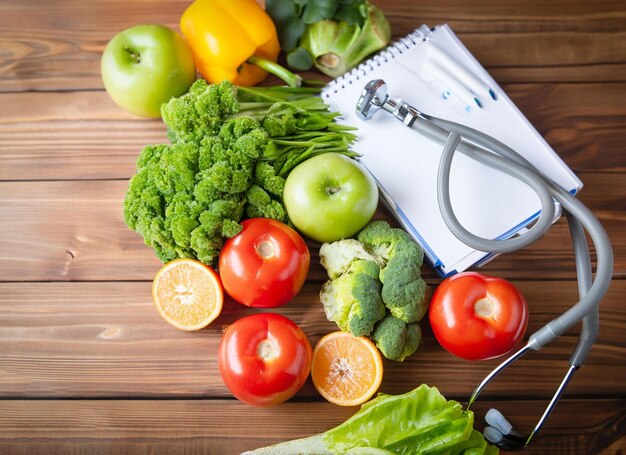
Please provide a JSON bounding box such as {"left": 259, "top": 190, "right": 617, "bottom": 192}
{"left": 484, "top": 409, "right": 528, "bottom": 450}
{"left": 485, "top": 408, "right": 513, "bottom": 435}
{"left": 483, "top": 426, "right": 505, "bottom": 444}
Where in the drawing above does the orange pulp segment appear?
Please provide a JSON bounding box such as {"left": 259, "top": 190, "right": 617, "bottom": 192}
{"left": 152, "top": 259, "right": 223, "bottom": 331}
{"left": 311, "top": 331, "right": 383, "bottom": 406}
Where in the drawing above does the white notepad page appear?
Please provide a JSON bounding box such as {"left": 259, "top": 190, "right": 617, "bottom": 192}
{"left": 321, "top": 24, "right": 582, "bottom": 276}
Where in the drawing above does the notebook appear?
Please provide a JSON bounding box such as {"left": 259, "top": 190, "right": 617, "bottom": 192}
{"left": 321, "top": 24, "right": 582, "bottom": 277}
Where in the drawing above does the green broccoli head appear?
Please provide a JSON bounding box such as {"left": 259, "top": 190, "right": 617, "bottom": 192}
{"left": 357, "top": 220, "right": 424, "bottom": 266}
{"left": 371, "top": 314, "right": 422, "bottom": 362}
{"left": 357, "top": 220, "right": 429, "bottom": 323}
{"left": 319, "top": 259, "right": 386, "bottom": 337}
{"left": 380, "top": 262, "right": 428, "bottom": 323}
{"left": 319, "top": 239, "right": 382, "bottom": 280}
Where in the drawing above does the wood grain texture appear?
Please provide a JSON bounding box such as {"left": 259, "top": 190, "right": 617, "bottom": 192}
{"left": 1, "top": 1, "right": 625, "bottom": 92}
{"left": 2, "top": 83, "right": 626, "bottom": 181}
{"left": 1, "top": 0, "right": 625, "bottom": 453}
{"left": 0, "top": 280, "right": 624, "bottom": 398}
{"left": 1, "top": 174, "right": 624, "bottom": 282}
{"left": 0, "top": 398, "right": 623, "bottom": 454}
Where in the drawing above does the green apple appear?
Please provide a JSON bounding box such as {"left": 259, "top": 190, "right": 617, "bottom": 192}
{"left": 101, "top": 24, "right": 196, "bottom": 117}
{"left": 284, "top": 153, "right": 379, "bottom": 242}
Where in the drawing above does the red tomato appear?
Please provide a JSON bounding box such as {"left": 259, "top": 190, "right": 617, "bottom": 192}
{"left": 429, "top": 272, "right": 529, "bottom": 361}
{"left": 219, "top": 218, "right": 310, "bottom": 308}
{"left": 218, "top": 313, "right": 313, "bottom": 406}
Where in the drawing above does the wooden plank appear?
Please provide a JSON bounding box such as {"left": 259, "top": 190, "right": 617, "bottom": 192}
{"left": 0, "top": 174, "right": 623, "bottom": 282}
{"left": 1, "top": 83, "right": 625, "bottom": 179}
{"left": 0, "top": 280, "right": 623, "bottom": 398}
{"left": 1, "top": 1, "right": 625, "bottom": 92}
{"left": 394, "top": 1, "right": 626, "bottom": 83}
{"left": 0, "top": 0, "right": 188, "bottom": 93}
{"left": 0, "top": 398, "right": 623, "bottom": 454}
{"left": 0, "top": 180, "right": 162, "bottom": 281}
{"left": 0, "top": 91, "right": 168, "bottom": 181}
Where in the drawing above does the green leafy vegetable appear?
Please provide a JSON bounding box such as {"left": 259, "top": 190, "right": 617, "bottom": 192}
{"left": 243, "top": 384, "right": 499, "bottom": 455}
{"left": 123, "top": 79, "right": 357, "bottom": 266}
{"left": 319, "top": 220, "right": 429, "bottom": 361}
{"left": 266, "top": 0, "right": 391, "bottom": 77}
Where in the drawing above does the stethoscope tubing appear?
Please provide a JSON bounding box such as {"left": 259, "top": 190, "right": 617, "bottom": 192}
{"left": 355, "top": 78, "right": 612, "bottom": 448}
{"left": 426, "top": 116, "right": 612, "bottom": 358}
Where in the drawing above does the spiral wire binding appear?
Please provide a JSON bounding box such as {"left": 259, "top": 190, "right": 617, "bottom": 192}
{"left": 322, "top": 28, "right": 431, "bottom": 99}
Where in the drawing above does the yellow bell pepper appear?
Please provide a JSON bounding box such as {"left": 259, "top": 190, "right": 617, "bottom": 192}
{"left": 181, "top": 0, "right": 300, "bottom": 86}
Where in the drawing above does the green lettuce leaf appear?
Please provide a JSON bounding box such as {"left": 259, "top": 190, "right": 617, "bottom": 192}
{"left": 244, "top": 384, "right": 498, "bottom": 455}
{"left": 323, "top": 385, "right": 492, "bottom": 454}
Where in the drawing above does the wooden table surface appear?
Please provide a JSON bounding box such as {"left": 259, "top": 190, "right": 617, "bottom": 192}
{"left": 1, "top": 1, "right": 625, "bottom": 454}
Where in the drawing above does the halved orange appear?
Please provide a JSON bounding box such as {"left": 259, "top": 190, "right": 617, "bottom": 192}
{"left": 152, "top": 259, "right": 223, "bottom": 331}
{"left": 311, "top": 331, "right": 383, "bottom": 406}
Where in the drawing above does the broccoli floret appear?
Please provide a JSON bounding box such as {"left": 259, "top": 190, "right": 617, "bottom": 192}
{"left": 358, "top": 220, "right": 429, "bottom": 323}
{"left": 358, "top": 220, "right": 424, "bottom": 266}
{"left": 371, "top": 314, "right": 422, "bottom": 361}
{"left": 319, "top": 239, "right": 383, "bottom": 280}
{"left": 318, "top": 220, "right": 431, "bottom": 360}
{"left": 381, "top": 264, "right": 428, "bottom": 323}
{"left": 320, "top": 259, "right": 386, "bottom": 337}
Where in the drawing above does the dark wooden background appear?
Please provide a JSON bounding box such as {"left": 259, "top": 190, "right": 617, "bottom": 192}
{"left": 0, "top": 1, "right": 624, "bottom": 453}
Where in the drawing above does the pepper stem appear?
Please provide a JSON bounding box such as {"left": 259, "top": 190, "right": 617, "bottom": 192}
{"left": 247, "top": 55, "right": 302, "bottom": 87}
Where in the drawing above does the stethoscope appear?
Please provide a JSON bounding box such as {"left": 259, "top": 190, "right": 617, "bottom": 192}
{"left": 356, "top": 79, "right": 614, "bottom": 451}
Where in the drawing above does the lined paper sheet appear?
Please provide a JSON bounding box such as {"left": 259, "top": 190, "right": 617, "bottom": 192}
{"left": 322, "top": 24, "right": 581, "bottom": 276}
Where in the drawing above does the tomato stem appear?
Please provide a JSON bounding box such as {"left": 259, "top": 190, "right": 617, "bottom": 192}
{"left": 474, "top": 298, "right": 495, "bottom": 319}
{"left": 256, "top": 240, "right": 275, "bottom": 259}
{"left": 257, "top": 339, "right": 278, "bottom": 360}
